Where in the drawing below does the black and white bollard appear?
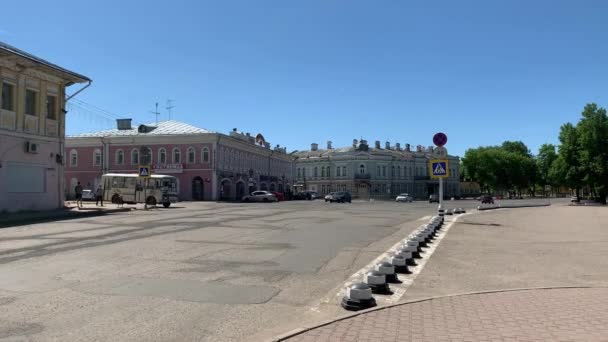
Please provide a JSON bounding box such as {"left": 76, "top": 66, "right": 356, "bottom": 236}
{"left": 341, "top": 283, "right": 377, "bottom": 311}
{"left": 365, "top": 270, "right": 391, "bottom": 294}
{"left": 375, "top": 261, "right": 400, "bottom": 283}
{"left": 389, "top": 254, "right": 410, "bottom": 274}
{"left": 397, "top": 246, "right": 417, "bottom": 266}
{"left": 407, "top": 240, "right": 422, "bottom": 259}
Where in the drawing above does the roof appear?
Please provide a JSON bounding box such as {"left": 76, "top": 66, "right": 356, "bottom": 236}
{"left": 0, "top": 40, "right": 90, "bottom": 83}
{"left": 293, "top": 146, "right": 457, "bottom": 159}
{"left": 102, "top": 173, "right": 177, "bottom": 179}
{"left": 69, "top": 120, "right": 215, "bottom": 138}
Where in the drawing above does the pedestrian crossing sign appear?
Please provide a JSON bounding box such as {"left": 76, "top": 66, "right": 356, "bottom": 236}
{"left": 430, "top": 160, "right": 449, "bottom": 178}
{"left": 139, "top": 165, "right": 151, "bottom": 178}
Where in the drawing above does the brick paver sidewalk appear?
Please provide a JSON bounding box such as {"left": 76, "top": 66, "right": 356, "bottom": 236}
{"left": 280, "top": 288, "right": 608, "bottom": 342}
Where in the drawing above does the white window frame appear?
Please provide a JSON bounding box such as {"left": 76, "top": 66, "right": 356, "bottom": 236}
{"left": 115, "top": 149, "right": 124, "bottom": 165}
{"left": 1, "top": 80, "right": 17, "bottom": 112}
{"left": 131, "top": 149, "right": 139, "bottom": 165}
{"left": 173, "top": 148, "right": 181, "bottom": 163}
{"left": 25, "top": 88, "right": 39, "bottom": 116}
{"left": 69, "top": 149, "right": 78, "bottom": 167}
{"left": 187, "top": 147, "right": 195, "bottom": 164}
{"left": 158, "top": 148, "right": 167, "bottom": 164}
{"left": 93, "top": 149, "right": 102, "bottom": 166}
{"left": 202, "top": 148, "right": 209, "bottom": 163}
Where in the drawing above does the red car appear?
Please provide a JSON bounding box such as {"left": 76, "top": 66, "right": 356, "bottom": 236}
{"left": 271, "top": 192, "right": 285, "bottom": 201}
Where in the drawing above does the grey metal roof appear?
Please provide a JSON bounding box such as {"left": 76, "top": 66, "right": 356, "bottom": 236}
{"left": 69, "top": 120, "right": 215, "bottom": 138}
{"left": 0, "top": 40, "right": 90, "bottom": 83}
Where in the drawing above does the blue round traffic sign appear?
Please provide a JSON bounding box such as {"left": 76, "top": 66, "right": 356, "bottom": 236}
{"left": 433, "top": 132, "right": 448, "bottom": 147}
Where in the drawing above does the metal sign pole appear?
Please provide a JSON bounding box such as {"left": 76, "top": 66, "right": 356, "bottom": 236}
{"left": 439, "top": 177, "right": 443, "bottom": 212}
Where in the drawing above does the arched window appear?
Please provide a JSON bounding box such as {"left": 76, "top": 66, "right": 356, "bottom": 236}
{"left": 131, "top": 149, "right": 139, "bottom": 165}
{"left": 321, "top": 166, "right": 326, "bottom": 177}
{"left": 336, "top": 166, "right": 341, "bottom": 177}
{"left": 342, "top": 166, "right": 347, "bottom": 177}
{"left": 397, "top": 166, "right": 401, "bottom": 178}
{"left": 202, "top": 148, "right": 209, "bottom": 162}
{"left": 158, "top": 148, "right": 166, "bottom": 164}
{"left": 115, "top": 149, "right": 124, "bottom": 165}
{"left": 173, "top": 148, "right": 181, "bottom": 163}
{"left": 302, "top": 168, "right": 306, "bottom": 177}
{"left": 326, "top": 166, "right": 330, "bottom": 178}
{"left": 360, "top": 164, "right": 366, "bottom": 174}
{"left": 297, "top": 168, "right": 301, "bottom": 178}
{"left": 70, "top": 149, "right": 78, "bottom": 167}
{"left": 140, "top": 147, "right": 152, "bottom": 165}
{"left": 377, "top": 166, "right": 381, "bottom": 176}
{"left": 392, "top": 166, "right": 395, "bottom": 177}
{"left": 382, "top": 166, "right": 386, "bottom": 177}
{"left": 93, "top": 149, "right": 101, "bottom": 166}
{"left": 187, "top": 147, "right": 195, "bottom": 164}
{"left": 314, "top": 167, "right": 318, "bottom": 178}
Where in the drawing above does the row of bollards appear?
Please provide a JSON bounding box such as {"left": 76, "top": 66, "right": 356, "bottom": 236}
{"left": 341, "top": 215, "right": 447, "bottom": 310}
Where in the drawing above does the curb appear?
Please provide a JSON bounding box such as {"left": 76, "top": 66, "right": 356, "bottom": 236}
{"left": 271, "top": 285, "right": 608, "bottom": 341}
{"left": 477, "top": 203, "right": 551, "bottom": 211}
{"left": 0, "top": 207, "right": 132, "bottom": 228}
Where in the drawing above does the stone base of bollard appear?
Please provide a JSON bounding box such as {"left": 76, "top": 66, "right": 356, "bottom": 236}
{"left": 368, "top": 282, "right": 391, "bottom": 294}
{"left": 385, "top": 273, "right": 400, "bottom": 283}
{"left": 394, "top": 264, "right": 411, "bottom": 274}
{"left": 406, "top": 258, "right": 417, "bottom": 266}
{"left": 412, "top": 251, "right": 422, "bottom": 259}
{"left": 341, "top": 296, "right": 377, "bottom": 311}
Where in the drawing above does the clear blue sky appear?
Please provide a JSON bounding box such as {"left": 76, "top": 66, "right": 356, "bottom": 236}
{"left": 2, "top": 0, "right": 607, "bottom": 157}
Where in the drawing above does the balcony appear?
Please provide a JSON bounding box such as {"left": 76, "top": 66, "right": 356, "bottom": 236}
{"left": 354, "top": 173, "right": 371, "bottom": 180}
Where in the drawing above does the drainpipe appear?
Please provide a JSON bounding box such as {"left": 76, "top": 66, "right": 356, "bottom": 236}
{"left": 65, "top": 80, "right": 92, "bottom": 103}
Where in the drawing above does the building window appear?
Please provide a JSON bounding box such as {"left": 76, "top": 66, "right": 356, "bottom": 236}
{"left": 93, "top": 149, "right": 102, "bottom": 166}
{"left": 382, "top": 166, "right": 386, "bottom": 177}
{"left": 397, "top": 166, "right": 401, "bottom": 178}
{"left": 360, "top": 164, "right": 365, "bottom": 174}
{"left": 326, "top": 167, "right": 330, "bottom": 178}
{"left": 297, "top": 168, "right": 301, "bottom": 178}
{"left": 303, "top": 168, "right": 306, "bottom": 177}
{"left": 314, "top": 167, "right": 318, "bottom": 178}
{"left": 202, "top": 148, "right": 210, "bottom": 162}
{"left": 173, "top": 148, "right": 181, "bottom": 163}
{"left": 187, "top": 147, "right": 195, "bottom": 164}
{"left": 342, "top": 166, "right": 346, "bottom": 177}
{"left": 377, "top": 166, "right": 381, "bottom": 176}
{"left": 2, "top": 82, "right": 15, "bottom": 111}
{"left": 321, "top": 166, "right": 326, "bottom": 177}
{"left": 25, "top": 89, "right": 38, "bottom": 115}
{"left": 131, "top": 149, "right": 139, "bottom": 165}
{"left": 70, "top": 150, "right": 78, "bottom": 167}
{"left": 116, "top": 150, "right": 124, "bottom": 165}
{"left": 159, "top": 148, "right": 166, "bottom": 164}
{"left": 336, "top": 167, "right": 341, "bottom": 177}
{"left": 46, "top": 95, "right": 57, "bottom": 120}
{"left": 392, "top": 166, "right": 395, "bottom": 177}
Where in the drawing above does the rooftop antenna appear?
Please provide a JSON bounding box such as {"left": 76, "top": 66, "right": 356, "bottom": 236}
{"left": 166, "top": 99, "right": 175, "bottom": 120}
{"left": 150, "top": 102, "right": 160, "bottom": 125}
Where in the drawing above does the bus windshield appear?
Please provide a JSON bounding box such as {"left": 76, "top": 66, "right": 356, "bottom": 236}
{"left": 161, "top": 178, "right": 177, "bottom": 193}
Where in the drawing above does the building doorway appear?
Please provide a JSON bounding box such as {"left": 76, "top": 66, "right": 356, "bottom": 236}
{"left": 356, "top": 183, "right": 370, "bottom": 200}
{"left": 192, "top": 177, "right": 204, "bottom": 201}
{"left": 220, "top": 179, "right": 232, "bottom": 201}
{"left": 236, "top": 181, "right": 245, "bottom": 201}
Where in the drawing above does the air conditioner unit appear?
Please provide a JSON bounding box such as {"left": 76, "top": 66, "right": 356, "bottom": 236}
{"left": 26, "top": 142, "right": 40, "bottom": 154}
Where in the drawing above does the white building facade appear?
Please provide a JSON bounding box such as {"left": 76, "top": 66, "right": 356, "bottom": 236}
{"left": 294, "top": 139, "right": 460, "bottom": 200}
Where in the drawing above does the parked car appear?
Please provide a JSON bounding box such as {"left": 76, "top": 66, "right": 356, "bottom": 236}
{"left": 327, "top": 191, "right": 352, "bottom": 203}
{"left": 324, "top": 192, "right": 335, "bottom": 202}
{"left": 242, "top": 191, "right": 277, "bottom": 202}
{"left": 570, "top": 195, "right": 579, "bottom": 203}
{"left": 271, "top": 192, "right": 285, "bottom": 201}
{"left": 293, "top": 192, "right": 312, "bottom": 200}
{"left": 395, "top": 193, "right": 413, "bottom": 203}
{"left": 303, "top": 190, "right": 320, "bottom": 200}
{"left": 480, "top": 194, "right": 494, "bottom": 204}
{"left": 429, "top": 194, "right": 439, "bottom": 203}
{"left": 81, "top": 189, "right": 96, "bottom": 201}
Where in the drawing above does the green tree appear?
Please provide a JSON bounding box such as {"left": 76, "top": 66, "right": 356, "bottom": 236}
{"left": 501, "top": 141, "right": 532, "bottom": 157}
{"left": 554, "top": 122, "right": 584, "bottom": 196}
{"left": 537, "top": 144, "right": 558, "bottom": 194}
{"left": 576, "top": 103, "right": 608, "bottom": 203}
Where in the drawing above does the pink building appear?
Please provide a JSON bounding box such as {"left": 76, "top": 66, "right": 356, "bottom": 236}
{"left": 65, "top": 120, "right": 294, "bottom": 201}
{"left": 0, "top": 41, "right": 90, "bottom": 212}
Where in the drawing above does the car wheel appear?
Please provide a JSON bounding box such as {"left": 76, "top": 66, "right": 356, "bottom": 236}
{"left": 263, "top": 198, "right": 269, "bottom": 202}
{"left": 146, "top": 197, "right": 157, "bottom": 206}
{"left": 163, "top": 202, "right": 170, "bottom": 208}
{"left": 243, "top": 198, "right": 250, "bottom": 202}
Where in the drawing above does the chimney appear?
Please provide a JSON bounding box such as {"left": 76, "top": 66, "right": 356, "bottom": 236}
{"left": 396, "top": 143, "right": 401, "bottom": 151}
{"left": 375, "top": 140, "right": 381, "bottom": 149}
{"left": 385, "top": 141, "right": 390, "bottom": 149}
{"left": 353, "top": 139, "right": 358, "bottom": 147}
{"left": 405, "top": 143, "right": 411, "bottom": 152}
{"left": 327, "top": 141, "right": 332, "bottom": 149}
{"left": 116, "top": 118, "right": 132, "bottom": 130}
{"left": 233, "top": 128, "right": 237, "bottom": 132}
{"left": 311, "top": 143, "right": 318, "bottom": 151}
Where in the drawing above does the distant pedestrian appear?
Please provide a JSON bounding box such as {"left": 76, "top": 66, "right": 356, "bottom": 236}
{"left": 74, "top": 182, "right": 83, "bottom": 209}
{"left": 95, "top": 185, "right": 104, "bottom": 206}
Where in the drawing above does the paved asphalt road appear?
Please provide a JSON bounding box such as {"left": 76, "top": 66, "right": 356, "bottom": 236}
{"left": 0, "top": 198, "right": 552, "bottom": 341}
